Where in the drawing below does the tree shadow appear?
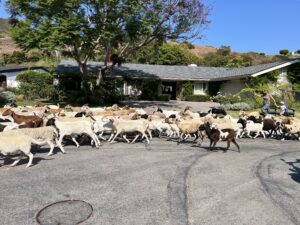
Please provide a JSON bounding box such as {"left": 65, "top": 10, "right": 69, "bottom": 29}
{"left": 281, "top": 158, "right": 300, "bottom": 183}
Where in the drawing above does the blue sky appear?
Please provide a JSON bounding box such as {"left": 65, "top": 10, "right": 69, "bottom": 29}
{"left": 0, "top": 0, "right": 299, "bottom": 55}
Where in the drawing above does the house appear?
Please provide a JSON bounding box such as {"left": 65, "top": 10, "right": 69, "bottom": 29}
{"left": 57, "top": 59, "right": 299, "bottom": 100}
{"left": 0, "top": 66, "right": 48, "bottom": 88}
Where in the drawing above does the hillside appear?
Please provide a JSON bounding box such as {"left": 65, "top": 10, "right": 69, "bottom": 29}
{"left": 0, "top": 18, "right": 20, "bottom": 55}
{"left": 0, "top": 18, "right": 9, "bottom": 34}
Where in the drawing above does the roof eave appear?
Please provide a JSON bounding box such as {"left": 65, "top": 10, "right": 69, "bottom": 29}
{"left": 251, "top": 59, "right": 299, "bottom": 77}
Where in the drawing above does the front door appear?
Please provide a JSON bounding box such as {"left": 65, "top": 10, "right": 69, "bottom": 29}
{"left": 162, "top": 82, "right": 176, "bottom": 100}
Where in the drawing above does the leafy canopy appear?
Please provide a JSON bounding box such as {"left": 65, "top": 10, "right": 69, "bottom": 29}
{"left": 7, "top": 0, "right": 209, "bottom": 78}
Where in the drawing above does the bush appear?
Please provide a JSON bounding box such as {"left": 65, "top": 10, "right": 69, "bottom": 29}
{"left": 16, "top": 70, "right": 57, "bottom": 100}
{"left": 140, "top": 79, "right": 160, "bottom": 100}
{"left": 0, "top": 91, "right": 16, "bottom": 104}
{"left": 223, "top": 102, "right": 252, "bottom": 111}
{"left": 211, "top": 94, "right": 241, "bottom": 104}
{"left": 182, "top": 82, "right": 194, "bottom": 98}
{"left": 185, "top": 95, "right": 210, "bottom": 102}
{"left": 157, "top": 94, "right": 171, "bottom": 101}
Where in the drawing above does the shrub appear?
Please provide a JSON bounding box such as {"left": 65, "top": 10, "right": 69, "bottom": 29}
{"left": 185, "top": 95, "right": 210, "bottom": 102}
{"left": 223, "top": 102, "right": 252, "bottom": 111}
{"left": 182, "top": 82, "right": 194, "bottom": 98}
{"left": 157, "top": 94, "right": 171, "bottom": 101}
{"left": 211, "top": 94, "right": 241, "bottom": 104}
{"left": 0, "top": 91, "right": 16, "bottom": 104}
{"left": 16, "top": 70, "right": 57, "bottom": 100}
{"left": 140, "top": 79, "right": 160, "bottom": 100}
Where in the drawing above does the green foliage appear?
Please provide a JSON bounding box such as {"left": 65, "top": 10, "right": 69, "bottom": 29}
{"left": 182, "top": 82, "right": 194, "bottom": 98}
{"left": 16, "top": 71, "right": 56, "bottom": 100}
{"left": 128, "top": 43, "right": 203, "bottom": 65}
{"left": 185, "top": 95, "right": 210, "bottom": 102}
{"left": 279, "top": 49, "right": 289, "bottom": 55}
{"left": 248, "top": 70, "right": 280, "bottom": 87}
{"left": 1, "top": 50, "right": 41, "bottom": 65}
{"left": 211, "top": 94, "right": 241, "bottom": 104}
{"left": 287, "top": 63, "right": 300, "bottom": 84}
{"left": 157, "top": 94, "right": 171, "bottom": 101}
{"left": 0, "top": 91, "right": 16, "bottom": 104}
{"left": 223, "top": 102, "right": 252, "bottom": 111}
{"left": 238, "top": 89, "right": 261, "bottom": 108}
{"left": 206, "top": 81, "right": 222, "bottom": 96}
{"left": 217, "top": 46, "right": 231, "bottom": 56}
{"left": 140, "top": 79, "right": 160, "bottom": 100}
{"left": 296, "top": 50, "right": 300, "bottom": 54}
{"left": 7, "top": 0, "right": 209, "bottom": 80}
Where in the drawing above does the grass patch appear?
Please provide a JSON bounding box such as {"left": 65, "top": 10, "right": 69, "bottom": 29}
{"left": 227, "top": 108, "right": 300, "bottom": 119}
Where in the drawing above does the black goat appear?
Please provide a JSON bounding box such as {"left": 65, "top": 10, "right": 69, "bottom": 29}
{"left": 201, "top": 123, "right": 240, "bottom": 152}
{"left": 263, "top": 118, "right": 280, "bottom": 138}
{"left": 156, "top": 107, "right": 163, "bottom": 113}
{"left": 75, "top": 112, "right": 87, "bottom": 117}
{"left": 208, "top": 107, "right": 227, "bottom": 116}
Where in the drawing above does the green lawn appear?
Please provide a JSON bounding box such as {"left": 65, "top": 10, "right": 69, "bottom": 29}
{"left": 227, "top": 109, "right": 300, "bottom": 119}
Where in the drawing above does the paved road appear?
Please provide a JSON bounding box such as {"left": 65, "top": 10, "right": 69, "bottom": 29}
{"left": 0, "top": 137, "right": 299, "bottom": 225}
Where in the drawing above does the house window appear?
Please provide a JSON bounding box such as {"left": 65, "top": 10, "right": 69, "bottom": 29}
{"left": 194, "top": 82, "right": 207, "bottom": 95}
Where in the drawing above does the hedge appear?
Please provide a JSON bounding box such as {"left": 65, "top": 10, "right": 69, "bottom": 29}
{"left": 0, "top": 91, "right": 16, "bottom": 104}
{"left": 157, "top": 94, "right": 171, "bottom": 101}
{"left": 185, "top": 95, "right": 210, "bottom": 102}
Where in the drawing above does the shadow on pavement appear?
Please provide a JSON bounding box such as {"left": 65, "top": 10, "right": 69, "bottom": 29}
{"left": 281, "top": 158, "right": 300, "bottom": 183}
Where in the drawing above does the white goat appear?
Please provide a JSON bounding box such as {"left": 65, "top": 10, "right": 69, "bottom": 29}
{"left": 3, "top": 126, "right": 64, "bottom": 155}
{"left": 0, "top": 133, "right": 47, "bottom": 168}
{"left": 109, "top": 119, "right": 150, "bottom": 144}
{"left": 241, "top": 121, "right": 266, "bottom": 139}
{"left": 55, "top": 119, "right": 101, "bottom": 148}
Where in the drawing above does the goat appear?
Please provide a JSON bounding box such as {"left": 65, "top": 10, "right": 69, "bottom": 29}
{"left": 201, "top": 123, "right": 240, "bottom": 152}
{"left": 0, "top": 133, "right": 48, "bottom": 168}
{"left": 2, "top": 109, "right": 43, "bottom": 128}
{"left": 208, "top": 107, "right": 227, "bottom": 116}
{"left": 54, "top": 118, "right": 101, "bottom": 149}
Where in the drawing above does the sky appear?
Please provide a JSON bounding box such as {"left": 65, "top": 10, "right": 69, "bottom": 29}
{"left": 0, "top": 0, "right": 299, "bottom": 55}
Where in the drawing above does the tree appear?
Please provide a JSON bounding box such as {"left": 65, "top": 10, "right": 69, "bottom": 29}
{"left": 279, "top": 49, "right": 289, "bottom": 56}
{"left": 127, "top": 43, "right": 203, "bottom": 65}
{"left": 217, "top": 45, "right": 231, "bottom": 56}
{"left": 296, "top": 50, "right": 300, "bottom": 54}
{"left": 6, "top": 0, "right": 209, "bottom": 84}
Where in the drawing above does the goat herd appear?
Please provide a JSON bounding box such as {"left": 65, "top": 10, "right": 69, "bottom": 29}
{"left": 0, "top": 104, "right": 299, "bottom": 168}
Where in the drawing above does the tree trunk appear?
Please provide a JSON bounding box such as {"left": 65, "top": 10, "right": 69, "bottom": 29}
{"left": 78, "top": 62, "right": 88, "bottom": 88}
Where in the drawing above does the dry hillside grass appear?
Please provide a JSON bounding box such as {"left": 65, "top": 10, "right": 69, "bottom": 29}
{"left": 0, "top": 36, "right": 20, "bottom": 55}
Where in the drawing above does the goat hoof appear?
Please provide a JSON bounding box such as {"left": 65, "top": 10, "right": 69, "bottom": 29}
{"left": 47, "top": 153, "right": 54, "bottom": 156}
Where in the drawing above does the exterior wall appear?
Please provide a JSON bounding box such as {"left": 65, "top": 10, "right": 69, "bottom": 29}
{"left": 277, "top": 67, "right": 289, "bottom": 84}
{"left": 220, "top": 79, "right": 246, "bottom": 95}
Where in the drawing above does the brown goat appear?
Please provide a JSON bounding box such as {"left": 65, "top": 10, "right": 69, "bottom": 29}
{"left": 201, "top": 123, "right": 240, "bottom": 152}
{"left": 2, "top": 109, "right": 43, "bottom": 128}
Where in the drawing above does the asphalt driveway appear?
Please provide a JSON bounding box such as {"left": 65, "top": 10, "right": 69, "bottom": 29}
{"left": 0, "top": 137, "right": 299, "bottom": 225}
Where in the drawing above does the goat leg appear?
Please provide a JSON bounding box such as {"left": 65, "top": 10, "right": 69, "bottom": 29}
{"left": 232, "top": 139, "right": 240, "bottom": 152}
